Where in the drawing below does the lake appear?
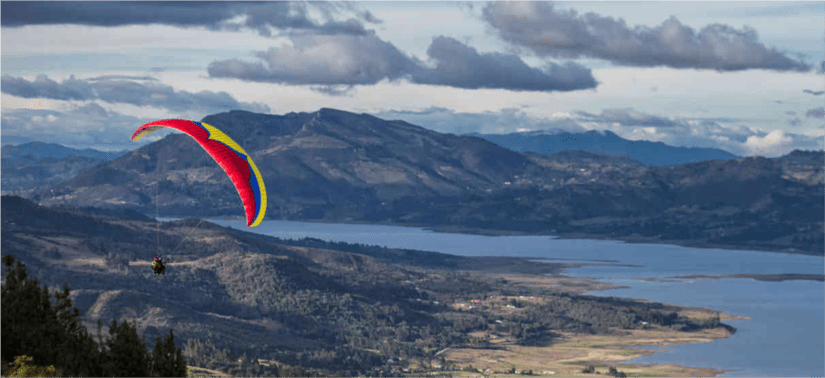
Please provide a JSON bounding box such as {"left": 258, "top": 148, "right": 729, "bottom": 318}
{"left": 170, "top": 218, "right": 824, "bottom": 376}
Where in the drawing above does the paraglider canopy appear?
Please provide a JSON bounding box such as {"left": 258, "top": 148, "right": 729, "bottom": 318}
{"left": 131, "top": 119, "right": 267, "bottom": 227}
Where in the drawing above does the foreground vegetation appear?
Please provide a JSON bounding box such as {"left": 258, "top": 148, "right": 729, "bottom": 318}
{"left": 1, "top": 255, "right": 187, "bottom": 377}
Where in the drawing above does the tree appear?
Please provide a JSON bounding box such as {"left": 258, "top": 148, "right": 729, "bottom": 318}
{"left": 53, "top": 284, "right": 104, "bottom": 376}
{"left": 2, "top": 255, "right": 104, "bottom": 376}
{"left": 1, "top": 255, "right": 179, "bottom": 377}
{"left": 150, "top": 329, "right": 188, "bottom": 377}
{"left": 1, "top": 255, "right": 64, "bottom": 369}
{"left": 102, "top": 319, "right": 150, "bottom": 377}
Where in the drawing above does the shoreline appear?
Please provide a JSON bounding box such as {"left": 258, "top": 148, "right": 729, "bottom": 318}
{"left": 436, "top": 289, "right": 740, "bottom": 377}
{"left": 422, "top": 226, "right": 821, "bottom": 257}
{"left": 212, "top": 216, "right": 821, "bottom": 257}
{"left": 677, "top": 273, "right": 824, "bottom": 282}
{"left": 449, "top": 271, "right": 745, "bottom": 377}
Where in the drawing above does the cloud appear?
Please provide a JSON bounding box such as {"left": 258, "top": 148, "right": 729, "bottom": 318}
{"left": 374, "top": 107, "right": 586, "bottom": 135}
{"left": 575, "top": 108, "right": 681, "bottom": 128}
{"left": 788, "top": 117, "right": 801, "bottom": 127}
{"left": 617, "top": 117, "right": 820, "bottom": 157}
{"left": 208, "top": 34, "right": 415, "bottom": 85}
{"left": 86, "top": 75, "right": 158, "bottom": 82}
{"left": 0, "top": 105, "right": 164, "bottom": 151}
{"left": 705, "top": 2, "right": 825, "bottom": 18}
{"left": 410, "top": 36, "right": 597, "bottom": 91}
{"left": 1, "top": 74, "right": 95, "bottom": 100}
{"left": 806, "top": 107, "right": 825, "bottom": 119}
{"left": 310, "top": 85, "right": 356, "bottom": 97}
{"left": 1, "top": 74, "right": 270, "bottom": 114}
{"left": 208, "top": 34, "right": 597, "bottom": 93}
{"left": 481, "top": 2, "right": 810, "bottom": 72}
{"left": 74, "top": 102, "right": 110, "bottom": 118}
{"left": 358, "top": 10, "right": 383, "bottom": 24}
{"left": 803, "top": 89, "right": 825, "bottom": 96}
{"left": 744, "top": 130, "right": 795, "bottom": 156}
{"left": 0, "top": 2, "right": 372, "bottom": 37}
{"left": 785, "top": 111, "right": 797, "bottom": 116}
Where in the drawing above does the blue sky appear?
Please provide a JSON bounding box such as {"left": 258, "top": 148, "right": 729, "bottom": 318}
{"left": 1, "top": 1, "right": 823, "bottom": 157}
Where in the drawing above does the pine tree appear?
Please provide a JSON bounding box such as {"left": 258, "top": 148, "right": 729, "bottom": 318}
{"left": 2, "top": 255, "right": 182, "bottom": 376}
{"left": 53, "top": 283, "right": 103, "bottom": 376}
{"left": 151, "top": 329, "right": 188, "bottom": 377}
{"left": 102, "top": 319, "right": 150, "bottom": 377}
{"left": 2, "top": 255, "right": 34, "bottom": 363}
{"left": 1, "top": 255, "right": 64, "bottom": 368}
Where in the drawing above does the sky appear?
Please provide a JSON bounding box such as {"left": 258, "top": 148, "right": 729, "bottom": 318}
{"left": 1, "top": 1, "right": 823, "bottom": 157}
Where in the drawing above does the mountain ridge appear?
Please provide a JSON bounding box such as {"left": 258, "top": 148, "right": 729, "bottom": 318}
{"left": 469, "top": 129, "right": 741, "bottom": 166}
{"left": 1, "top": 142, "right": 130, "bottom": 192}
{"left": 18, "top": 108, "right": 825, "bottom": 254}
{"left": 2, "top": 141, "right": 129, "bottom": 161}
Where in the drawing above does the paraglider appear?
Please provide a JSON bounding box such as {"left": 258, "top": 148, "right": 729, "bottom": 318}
{"left": 131, "top": 119, "right": 267, "bottom": 227}
{"left": 151, "top": 255, "right": 166, "bottom": 275}
{"left": 133, "top": 119, "right": 267, "bottom": 274}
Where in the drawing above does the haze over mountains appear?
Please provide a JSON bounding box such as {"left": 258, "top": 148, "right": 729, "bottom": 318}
{"left": 8, "top": 108, "right": 824, "bottom": 254}
{"left": 1, "top": 142, "right": 129, "bottom": 191}
{"left": 2, "top": 141, "right": 129, "bottom": 161}
{"left": 469, "top": 130, "right": 741, "bottom": 166}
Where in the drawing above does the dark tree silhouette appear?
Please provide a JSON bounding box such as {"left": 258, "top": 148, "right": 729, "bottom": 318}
{"left": 151, "top": 329, "right": 188, "bottom": 377}
{"left": 2, "top": 255, "right": 186, "bottom": 377}
{"left": 102, "top": 319, "right": 150, "bottom": 377}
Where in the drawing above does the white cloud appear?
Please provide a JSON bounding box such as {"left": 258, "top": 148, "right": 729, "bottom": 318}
{"left": 1, "top": 105, "right": 165, "bottom": 150}
{"left": 744, "top": 130, "right": 795, "bottom": 156}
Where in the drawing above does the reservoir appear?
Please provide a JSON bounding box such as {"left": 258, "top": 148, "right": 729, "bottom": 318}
{"left": 179, "top": 218, "right": 824, "bottom": 376}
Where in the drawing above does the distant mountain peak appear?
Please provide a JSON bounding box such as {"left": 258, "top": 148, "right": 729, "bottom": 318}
{"left": 18, "top": 141, "right": 63, "bottom": 148}
{"left": 519, "top": 129, "right": 568, "bottom": 136}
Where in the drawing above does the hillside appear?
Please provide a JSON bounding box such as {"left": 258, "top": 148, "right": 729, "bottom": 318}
{"left": 1, "top": 142, "right": 128, "bottom": 191}
{"left": 37, "top": 108, "right": 558, "bottom": 218}
{"left": 470, "top": 129, "right": 740, "bottom": 166}
{"left": 0, "top": 197, "right": 742, "bottom": 376}
{"left": 24, "top": 108, "right": 824, "bottom": 254}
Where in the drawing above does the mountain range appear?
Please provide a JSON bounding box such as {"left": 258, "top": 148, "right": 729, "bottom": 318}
{"left": 16, "top": 108, "right": 825, "bottom": 254}
{"left": 468, "top": 129, "right": 740, "bottom": 166}
{"left": 2, "top": 141, "right": 129, "bottom": 161}
{"left": 1, "top": 142, "right": 129, "bottom": 191}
